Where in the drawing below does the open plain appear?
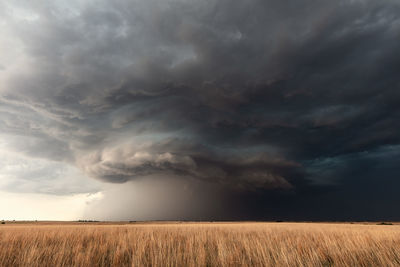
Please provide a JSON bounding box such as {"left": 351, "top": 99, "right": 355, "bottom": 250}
{"left": 0, "top": 222, "right": 399, "bottom": 266}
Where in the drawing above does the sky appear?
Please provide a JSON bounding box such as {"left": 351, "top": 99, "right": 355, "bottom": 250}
{"left": 0, "top": 0, "right": 399, "bottom": 221}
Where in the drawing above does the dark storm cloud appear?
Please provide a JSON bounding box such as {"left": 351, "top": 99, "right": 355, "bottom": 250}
{"left": 1, "top": 0, "right": 400, "bottom": 218}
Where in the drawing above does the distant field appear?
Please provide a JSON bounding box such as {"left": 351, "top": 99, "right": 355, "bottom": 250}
{"left": 1, "top": 222, "right": 400, "bottom": 266}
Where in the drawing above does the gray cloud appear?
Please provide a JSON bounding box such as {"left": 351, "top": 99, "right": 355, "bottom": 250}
{"left": 1, "top": 0, "right": 400, "bottom": 218}
{"left": 0, "top": 149, "right": 102, "bottom": 195}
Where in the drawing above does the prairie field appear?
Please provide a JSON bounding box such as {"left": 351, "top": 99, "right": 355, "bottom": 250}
{"left": 0, "top": 222, "right": 400, "bottom": 266}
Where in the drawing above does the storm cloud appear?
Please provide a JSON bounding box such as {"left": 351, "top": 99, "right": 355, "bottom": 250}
{"left": 1, "top": 0, "right": 400, "bottom": 220}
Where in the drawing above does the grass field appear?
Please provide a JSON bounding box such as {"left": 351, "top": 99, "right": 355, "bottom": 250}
{"left": 0, "top": 222, "right": 399, "bottom": 266}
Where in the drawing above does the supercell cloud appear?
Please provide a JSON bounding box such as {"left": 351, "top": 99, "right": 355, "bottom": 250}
{"left": 1, "top": 0, "right": 400, "bottom": 220}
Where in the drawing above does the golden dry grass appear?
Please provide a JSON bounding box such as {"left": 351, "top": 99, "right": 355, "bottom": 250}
{"left": 0, "top": 222, "right": 400, "bottom": 266}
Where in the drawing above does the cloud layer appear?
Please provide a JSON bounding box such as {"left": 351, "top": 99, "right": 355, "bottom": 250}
{"left": 1, "top": 0, "right": 400, "bottom": 219}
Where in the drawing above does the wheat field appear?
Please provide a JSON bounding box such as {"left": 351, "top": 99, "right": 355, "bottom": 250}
{"left": 0, "top": 222, "right": 399, "bottom": 266}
